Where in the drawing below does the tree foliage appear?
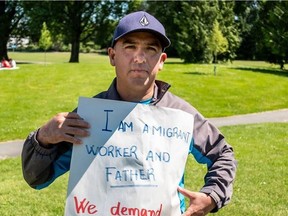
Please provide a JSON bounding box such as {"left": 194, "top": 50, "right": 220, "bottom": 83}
{"left": 39, "top": 22, "right": 52, "bottom": 51}
{"left": 1, "top": 0, "right": 287, "bottom": 67}
{"left": 208, "top": 20, "right": 228, "bottom": 63}
{"left": 148, "top": 0, "right": 239, "bottom": 63}
{"left": 21, "top": 1, "right": 138, "bottom": 62}
{"left": 234, "top": 0, "right": 261, "bottom": 60}
{"left": 258, "top": 1, "right": 288, "bottom": 69}
{"left": 217, "top": 0, "right": 240, "bottom": 61}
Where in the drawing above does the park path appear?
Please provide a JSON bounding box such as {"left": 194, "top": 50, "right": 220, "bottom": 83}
{"left": 0, "top": 109, "right": 287, "bottom": 160}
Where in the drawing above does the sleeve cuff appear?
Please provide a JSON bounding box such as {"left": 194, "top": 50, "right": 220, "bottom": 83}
{"left": 31, "top": 129, "right": 58, "bottom": 155}
{"left": 200, "top": 188, "right": 221, "bottom": 213}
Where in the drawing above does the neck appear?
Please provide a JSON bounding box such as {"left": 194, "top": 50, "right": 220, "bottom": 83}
{"left": 117, "top": 84, "right": 154, "bottom": 102}
{"left": 119, "top": 89, "right": 154, "bottom": 102}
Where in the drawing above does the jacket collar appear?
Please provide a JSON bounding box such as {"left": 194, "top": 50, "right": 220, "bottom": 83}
{"left": 106, "top": 78, "right": 171, "bottom": 104}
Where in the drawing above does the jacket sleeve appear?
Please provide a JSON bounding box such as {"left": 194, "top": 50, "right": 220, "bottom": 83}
{"left": 190, "top": 112, "right": 237, "bottom": 212}
{"left": 155, "top": 91, "right": 237, "bottom": 212}
{"left": 21, "top": 129, "right": 72, "bottom": 189}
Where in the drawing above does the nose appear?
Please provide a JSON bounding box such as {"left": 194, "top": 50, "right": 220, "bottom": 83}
{"left": 133, "top": 49, "right": 146, "bottom": 63}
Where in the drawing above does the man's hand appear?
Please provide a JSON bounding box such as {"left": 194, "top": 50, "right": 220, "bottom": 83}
{"left": 178, "top": 187, "right": 216, "bottom": 216}
{"left": 37, "top": 112, "right": 90, "bottom": 146}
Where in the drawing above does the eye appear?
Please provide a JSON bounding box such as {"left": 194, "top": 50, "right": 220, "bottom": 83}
{"left": 124, "top": 44, "right": 136, "bottom": 50}
{"left": 148, "top": 46, "right": 157, "bottom": 51}
{"left": 144, "top": 47, "right": 156, "bottom": 54}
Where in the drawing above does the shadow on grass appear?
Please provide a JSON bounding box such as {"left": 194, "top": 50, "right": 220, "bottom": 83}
{"left": 17, "top": 61, "right": 33, "bottom": 65}
{"left": 183, "top": 71, "right": 208, "bottom": 76}
{"left": 165, "top": 61, "right": 184, "bottom": 65}
{"left": 16, "top": 61, "right": 52, "bottom": 65}
{"left": 234, "top": 67, "right": 288, "bottom": 78}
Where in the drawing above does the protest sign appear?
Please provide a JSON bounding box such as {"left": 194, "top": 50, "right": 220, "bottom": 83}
{"left": 65, "top": 97, "right": 194, "bottom": 215}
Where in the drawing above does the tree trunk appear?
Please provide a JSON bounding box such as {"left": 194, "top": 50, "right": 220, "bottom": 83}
{"left": 280, "top": 60, "right": 284, "bottom": 70}
{"left": 0, "top": 1, "right": 9, "bottom": 60}
{"left": 0, "top": 1, "right": 22, "bottom": 61}
{"left": 69, "top": 39, "right": 80, "bottom": 63}
{"left": 0, "top": 40, "right": 8, "bottom": 60}
{"left": 212, "top": 53, "right": 218, "bottom": 64}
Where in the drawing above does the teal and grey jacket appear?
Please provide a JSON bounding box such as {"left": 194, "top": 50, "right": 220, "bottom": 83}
{"left": 22, "top": 78, "right": 237, "bottom": 213}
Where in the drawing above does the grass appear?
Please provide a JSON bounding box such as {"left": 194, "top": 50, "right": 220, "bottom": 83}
{"left": 0, "top": 157, "right": 68, "bottom": 216}
{"left": 0, "top": 52, "right": 287, "bottom": 215}
{"left": 0, "top": 123, "right": 287, "bottom": 215}
{"left": 1, "top": 52, "right": 114, "bottom": 141}
{"left": 162, "top": 60, "right": 288, "bottom": 117}
{"left": 0, "top": 52, "right": 287, "bottom": 141}
{"left": 185, "top": 123, "right": 288, "bottom": 215}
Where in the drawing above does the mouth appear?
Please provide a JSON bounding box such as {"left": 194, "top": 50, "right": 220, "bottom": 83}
{"left": 129, "top": 69, "right": 149, "bottom": 78}
{"left": 130, "top": 69, "right": 148, "bottom": 73}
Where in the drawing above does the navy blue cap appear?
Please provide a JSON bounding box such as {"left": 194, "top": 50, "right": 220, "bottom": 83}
{"left": 111, "top": 11, "right": 171, "bottom": 50}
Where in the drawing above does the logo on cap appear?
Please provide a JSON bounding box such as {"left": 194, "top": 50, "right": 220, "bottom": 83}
{"left": 139, "top": 15, "right": 149, "bottom": 26}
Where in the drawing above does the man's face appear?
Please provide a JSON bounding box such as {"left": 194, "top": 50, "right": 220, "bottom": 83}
{"left": 108, "top": 32, "right": 167, "bottom": 101}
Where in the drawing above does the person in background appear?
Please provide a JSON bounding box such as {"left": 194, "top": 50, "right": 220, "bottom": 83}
{"left": 1, "top": 57, "right": 11, "bottom": 68}
{"left": 9, "top": 58, "right": 17, "bottom": 68}
{"left": 21, "top": 11, "right": 237, "bottom": 215}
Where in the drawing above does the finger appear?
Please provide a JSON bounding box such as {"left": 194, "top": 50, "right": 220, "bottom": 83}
{"left": 63, "top": 112, "right": 83, "bottom": 120}
{"left": 64, "top": 118, "right": 90, "bottom": 129}
{"left": 62, "top": 133, "right": 83, "bottom": 145}
{"left": 177, "top": 186, "right": 192, "bottom": 198}
{"left": 64, "top": 126, "right": 90, "bottom": 137}
{"left": 60, "top": 112, "right": 88, "bottom": 120}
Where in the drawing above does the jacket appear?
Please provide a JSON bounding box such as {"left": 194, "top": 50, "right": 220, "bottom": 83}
{"left": 22, "top": 78, "right": 237, "bottom": 212}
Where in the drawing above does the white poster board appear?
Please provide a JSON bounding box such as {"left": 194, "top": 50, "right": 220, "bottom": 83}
{"left": 65, "top": 97, "right": 194, "bottom": 215}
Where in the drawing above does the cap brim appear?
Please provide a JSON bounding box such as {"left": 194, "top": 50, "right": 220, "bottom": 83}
{"left": 112, "top": 28, "right": 171, "bottom": 50}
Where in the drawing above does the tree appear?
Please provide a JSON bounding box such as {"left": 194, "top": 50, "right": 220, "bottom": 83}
{"left": 91, "top": 0, "right": 143, "bottom": 50}
{"left": 39, "top": 22, "right": 52, "bottom": 51}
{"left": 22, "top": 1, "right": 134, "bottom": 63}
{"left": 147, "top": 0, "right": 239, "bottom": 63}
{"left": 259, "top": 1, "right": 288, "bottom": 69}
{"left": 20, "top": 1, "right": 55, "bottom": 44}
{"left": 144, "top": 1, "right": 182, "bottom": 57}
{"left": 21, "top": 1, "right": 101, "bottom": 62}
{"left": 0, "top": 0, "right": 24, "bottom": 60}
{"left": 148, "top": 1, "right": 216, "bottom": 62}
{"left": 39, "top": 22, "right": 52, "bottom": 65}
{"left": 234, "top": 0, "right": 261, "bottom": 60}
{"left": 59, "top": 1, "right": 138, "bottom": 62}
{"left": 55, "top": 1, "right": 99, "bottom": 62}
{"left": 208, "top": 20, "right": 228, "bottom": 63}
{"left": 217, "top": 0, "right": 240, "bottom": 61}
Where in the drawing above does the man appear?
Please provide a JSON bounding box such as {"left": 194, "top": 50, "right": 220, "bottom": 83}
{"left": 22, "top": 11, "right": 237, "bottom": 215}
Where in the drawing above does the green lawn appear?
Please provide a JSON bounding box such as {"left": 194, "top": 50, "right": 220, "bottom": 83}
{"left": 185, "top": 123, "right": 288, "bottom": 216}
{"left": 0, "top": 52, "right": 287, "bottom": 215}
{"left": 0, "top": 123, "right": 287, "bottom": 215}
{"left": 1, "top": 52, "right": 287, "bottom": 141}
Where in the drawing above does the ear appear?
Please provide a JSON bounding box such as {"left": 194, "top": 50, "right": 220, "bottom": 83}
{"left": 158, "top": 53, "right": 167, "bottom": 71}
{"left": 108, "top": 47, "right": 116, "bottom": 66}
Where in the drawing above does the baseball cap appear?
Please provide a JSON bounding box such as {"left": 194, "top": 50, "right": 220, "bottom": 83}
{"left": 111, "top": 11, "right": 171, "bottom": 50}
